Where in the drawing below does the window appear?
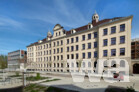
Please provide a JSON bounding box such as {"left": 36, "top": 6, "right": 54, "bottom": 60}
{"left": 94, "top": 32, "right": 97, "bottom": 38}
{"left": 120, "top": 36, "right": 125, "bottom": 44}
{"left": 71, "top": 38, "right": 74, "bottom": 43}
{"left": 88, "top": 43, "right": 91, "bottom": 49}
{"left": 88, "top": 52, "right": 91, "bottom": 58}
{"left": 111, "top": 60, "right": 116, "bottom": 67}
{"left": 56, "top": 33, "right": 57, "bottom": 36}
{"left": 71, "top": 54, "right": 74, "bottom": 59}
{"left": 120, "top": 24, "right": 125, "bottom": 32}
{"left": 120, "top": 60, "right": 125, "bottom": 67}
{"left": 49, "top": 44, "right": 51, "bottom": 48}
{"left": 103, "top": 28, "right": 108, "bottom": 35}
{"left": 59, "top": 32, "right": 60, "bottom": 35}
{"left": 103, "top": 50, "right": 107, "bottom": 57}
{"left": 76, "top": 53, "right": 79, "bottom": 59}
{"left": 53, "top": 49, "right": 55, "bottom": 54}
{"left": 71, "top": 46, "right": 74, "bottom": 51}
{"left": 67, "top": 39, "right": 69, "bottom": 44}
{"left": 67, "top": 47, "right": 69, "bottom": 52}
{"left": 120, "top": 48, "right": 125, "bottom": 55}
{"left": 94, "top": 61, "right": 97, "bottom": 68}
{"left": 88, "top": 62, "right": 91, "bottom": 67}
{"left": 88, "top": 33, "right": 91, "bottom": 39}
{"left": 111, "top": 37, "right": 116, "bottom": 45}
{"left": 67, "top": 55, "right": 69, "bottom": 59}
{"left": 94, "top": 42, "right": 97, "bottom": 48}
{"left": 61, "top": 40, "right": 63, "bottom": 45}
{"left": 61, "top": 55, "right": 63, "bottom": 60}
{"left": 76, "top": 45, "right": 79, "bottom": 51}
{"left": 61, "top": 48, "right": 63, "bottom": 53}
{"left": 82, "top": 44, "right": 85, "bottom": 50}
{"left": 82, "top": 53, "right": 85, "bottom": 59}
{"left": 54, "top": 56, "right": 56, "bottom": 61}
{"left": 76, "top": 37, "right": 78, "bottom": 42}
{"left": 94, "top": 51, "right": 97, "bottom": 58}
{"left": 53, "top": 42, "right": 55, "bottom": 47}
{"left": 111, "top": 49, "right": 116, "bottom": 56}
{"left": 111, "top": 26, "right": 116, "bottom": 34}
{"left": 82, "top": 35, "right": 85, "bottom": 41}
{"left": 57, "top": 48, "right": 59, "bottom": 53}
{"left": 57, "top": 56, "right": 59, "bottom": 60}
{"left": 49, "top": 50, "right": 51, "bottom": 54}
{"left": 103, "top": 39, "right": 108, "bottom": 46}
{"left": 44, "top": 45, "right": 46, "bottom": 49}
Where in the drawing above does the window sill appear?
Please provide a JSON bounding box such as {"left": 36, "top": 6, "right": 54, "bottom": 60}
{"left": 111, "top": 44, "right": 116, "bottom": 46}
{"left": 119, "top": 30, "right": 125, "bottom": 32}
{"left": 119, "top": 43, "right": 125, "bottom": 44}
{"left": 103, "top": 45, "right": 108, "bottom": 47}
{"left": 111, "top": 33, "right": 116, "bottom": 34}
{"left": 103, "top": 34, "right": 108, "bottom": 36}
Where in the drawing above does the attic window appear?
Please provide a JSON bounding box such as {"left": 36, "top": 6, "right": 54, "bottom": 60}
{"left": 38, "top": 40, "right": 42, "bottom": 43}
{"left": 71, "top": 29, "right": 76, "bottom": 34}
{"left": 88, "top": 24, "right": 92, "bottom": 29}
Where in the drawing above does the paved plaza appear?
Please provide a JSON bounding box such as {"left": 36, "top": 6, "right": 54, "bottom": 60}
{"left": 40, "top": 74, "right": 139, "bottom": 92}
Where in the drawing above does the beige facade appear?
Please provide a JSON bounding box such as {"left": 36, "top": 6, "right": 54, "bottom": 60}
{"left": 27, "top": 13, "right": 133, "bottom": 74}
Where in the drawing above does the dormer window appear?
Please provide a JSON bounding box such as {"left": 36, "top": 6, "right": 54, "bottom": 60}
{"left": 71, "top": 29, "right": 76, "bottom": 34}
{"left": 88, "top": 24, "right": 93, "bottom": 29}
{"left": 38, "top": 40, "right": 42, "bottom": 43}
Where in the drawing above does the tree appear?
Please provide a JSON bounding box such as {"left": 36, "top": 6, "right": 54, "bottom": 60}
{"left": 0, "top": 55, "right": 7, "bottom": 69}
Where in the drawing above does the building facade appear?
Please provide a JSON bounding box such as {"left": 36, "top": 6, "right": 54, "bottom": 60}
{"left": 131, "top": 38, "right": 139, "bottom": 59}
{"left": 131, "top": 38, "right": 139, "bottom": 74}
{"left": 27, "top": 12, "right": 133, "bottom": 74}
{"left": 8, "top": 50, "right": 27, "bottom": 71}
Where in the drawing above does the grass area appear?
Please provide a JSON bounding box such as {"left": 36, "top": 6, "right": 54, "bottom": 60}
{"left": 24, "top": 84, "right": 78, "bottom": 92}
{"left": 26, "top": 76, "right": 50, "bottom": 81}
{"left": 9, "top": 75, "right": 21, "bottom": 77}
{"left": 41, "top": 78, "right": 60, "bottom": 83}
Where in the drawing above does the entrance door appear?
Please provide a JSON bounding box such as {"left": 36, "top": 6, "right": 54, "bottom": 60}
{"left": 133, "top": 64, "right": 139, "bottom": 74}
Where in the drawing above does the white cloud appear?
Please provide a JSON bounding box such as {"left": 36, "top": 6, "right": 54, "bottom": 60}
{"left": 0, "top": 16, "right": 23, "bottom": 28}
{"left": 20, "top": 0, "right": 88, "bottom": 28}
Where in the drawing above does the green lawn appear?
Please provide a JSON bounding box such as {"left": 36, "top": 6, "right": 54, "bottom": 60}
{"left": 26, "top": 76, "right": 50, "bottom": 81}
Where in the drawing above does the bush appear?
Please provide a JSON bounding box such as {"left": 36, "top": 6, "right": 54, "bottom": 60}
{"left": 36, "top": 73, "right": 40, "bottom": 79}
{"left": 16, "top": 72, "right": 19, "bottom": 76}
{"left": 126, "top": 86, "right": 135, "bottom": 92}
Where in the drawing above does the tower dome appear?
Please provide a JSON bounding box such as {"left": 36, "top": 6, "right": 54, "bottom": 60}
{"left": 92, "top": 11, "right": 99, "bottom": 22}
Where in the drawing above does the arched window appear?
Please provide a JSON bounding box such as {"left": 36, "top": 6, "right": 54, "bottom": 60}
{"left": 94, "top": 61, "right": 97, "bottom": 68}
{"left": 120, "top": 60, "right": 125, "bottom": 67}
{"left": 72, "top": 62, "right": 74, "bottom": 67}
{"left": 57, "top": 63, "right": 59, "bottom": 67}
{"left": 111, "top": 60, "right": 116, "bottom": 67}
{"left": 82, "top": 62, "right": 85, "bottom": 67}
{"left": 61, "top": 63, "right": 63, "bottom": 68}
{"left": 104, "top": 60, "right": 108, "bottom": 67}
{"left": 88, "top": 62, "right": 91, "bottom": 67}
{"left": 76, "top": 62, "right": 79, "bottom": 67}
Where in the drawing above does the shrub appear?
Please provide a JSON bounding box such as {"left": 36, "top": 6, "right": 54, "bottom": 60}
{"left": 126, "top": 86, "right": 135, "bottom": 92}
{"left": 16, "top": 72, "right": 19, "bottom": 76}
{"left": 36, "top": 73, "right": 40, "bottom": 79}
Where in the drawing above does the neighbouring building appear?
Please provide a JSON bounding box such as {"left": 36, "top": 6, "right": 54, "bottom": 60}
{"left": 131, "top": 38, "right": 139, "bottom": 74}
{"left": 8, "top": 50, "right": 27, "bottom": 71}
{"left": 27, "top": 12, "right": 133, "bottom": 74}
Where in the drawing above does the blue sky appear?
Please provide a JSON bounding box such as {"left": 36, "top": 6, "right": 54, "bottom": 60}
{"left": 0, "top": 0, "right": 138, "bottom": 55}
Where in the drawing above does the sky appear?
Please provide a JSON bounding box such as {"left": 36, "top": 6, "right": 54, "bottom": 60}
{"left": 0, "top": 0, "right": 139, "bottom": 55}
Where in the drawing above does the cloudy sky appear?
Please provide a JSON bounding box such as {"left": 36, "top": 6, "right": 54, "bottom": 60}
{"left": 0, "top": 0, "right": 138, "bottom": 55}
